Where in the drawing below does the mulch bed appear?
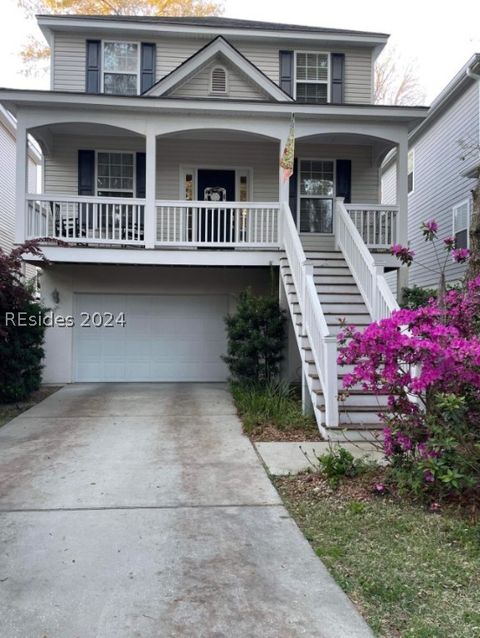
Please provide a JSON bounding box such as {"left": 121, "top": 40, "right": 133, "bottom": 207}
{"left": 248, "top": 423, "right": 323, "bottom": 442}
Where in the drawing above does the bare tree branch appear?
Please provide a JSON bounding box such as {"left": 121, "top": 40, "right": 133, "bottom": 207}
{"left": 375, "top": 45, "right": 426, "bottom": 106}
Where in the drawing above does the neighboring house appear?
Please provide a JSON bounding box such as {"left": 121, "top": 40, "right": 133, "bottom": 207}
{"left": 0, "top": 15, "right": 427, "bottom": 439}
{"left": 382, "top": 53, "right": 480, "bottom": 293}
{"left": 0, "top": 106, "right": 42, "bottom": 278}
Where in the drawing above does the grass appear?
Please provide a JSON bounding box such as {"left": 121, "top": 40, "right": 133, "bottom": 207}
{"left": 0, "top": 386, "right": 61, "bottom": 428}
{"left": 230, "top": 380, "right": 320, "bottom": 440}
{"left": 276, "top": 471, "right": 480, "bottom": 637}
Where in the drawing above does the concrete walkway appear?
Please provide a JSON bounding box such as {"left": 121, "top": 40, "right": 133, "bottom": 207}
{"left": 0, "top": 383, "right": 373, "bottom": 637}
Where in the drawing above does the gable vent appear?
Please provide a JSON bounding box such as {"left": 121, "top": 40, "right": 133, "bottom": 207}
{"left": 211, "top": 66, "right": 227, "bottom": 94}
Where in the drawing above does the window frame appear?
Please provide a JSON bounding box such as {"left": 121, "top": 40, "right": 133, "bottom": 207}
{"left": 294, "top": 51, "right": 331, "bottom": 104}
{"left": 101, "top": 40, "right": 141, "bottom": 96}
{"left": 407, "top": 148, "right": 415, "bottom": 195}
{"left": 95, "top": 150, "right": 137, "bottom": 198}
{"left": 297, "top": 157, "right": 336, "bottom": 234}
{"left": 210, "top": 65, "right": 229, "bottom": 96}
{"left": 452, "top": 198, "right": 471, "bottom": 249}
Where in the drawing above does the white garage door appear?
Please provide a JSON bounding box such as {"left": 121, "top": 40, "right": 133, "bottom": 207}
{"left": 73, "top": 294, "right": 229, "bottom": 382}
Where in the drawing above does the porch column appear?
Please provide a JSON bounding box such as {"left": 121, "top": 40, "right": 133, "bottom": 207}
{"left": 15, "top": 118, "right": 28, "bottom": 244}
{"left": 144, "top": 132, "right": 156, "bottom": 249}
{"left": 396, "top": 132, "right": 409, "bottom": 295}
{"left": 396, "top": 133, "right": 409, "bottom": 247}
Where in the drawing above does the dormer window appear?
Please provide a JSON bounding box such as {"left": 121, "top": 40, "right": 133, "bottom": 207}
{"left": 295, "top": 52, "right": 329, "bottom": 104}
{"left": 210, "top": 66, "right": 228, "bottom": 95}
{"left": 103, "top": 41, "right": 139, "bottom": 96}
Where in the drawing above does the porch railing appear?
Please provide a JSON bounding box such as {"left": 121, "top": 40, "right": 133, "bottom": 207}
{"left": 26, "top": 194, "right": 145, "bottom": 245}
{"left": 336, "top": 198, "right": 399, "bottom": 321}
{"left": 345, "top": 204, "right": 398, "bottom": 249}
{"left": 155, "top": 201, "right": 280, "bottom": 248}
{"left": 282, "top": 202, "right": 338, "bottom": 428}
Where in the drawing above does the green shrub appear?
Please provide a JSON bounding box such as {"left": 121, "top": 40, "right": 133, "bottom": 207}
{"left": 0, "top": 242, "right": 47, "bottom": 403}
{"left": 400, "top": 285, "right": 437, "bottom": 309}
{"left": 230, "top": 379, "right": 314, "bottom": 434}
{"left": 223, "top": 289, "right": 286, "bottom": 384}
{"left": 304, "top": 445, "right": 375, "bottom": 488}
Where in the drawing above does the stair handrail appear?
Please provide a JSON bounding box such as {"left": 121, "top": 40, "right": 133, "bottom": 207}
{"left": 281, "top": 203, "right": 339, "bottom": 428}
{"left": 336, "top": 198, "right": 399, "bottom": 321}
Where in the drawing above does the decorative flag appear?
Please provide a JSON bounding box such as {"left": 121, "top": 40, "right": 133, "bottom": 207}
{"left": 280, "top": 115, "right": 295, "bottom": 182}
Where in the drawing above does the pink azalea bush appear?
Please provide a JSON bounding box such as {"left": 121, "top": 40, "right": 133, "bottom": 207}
{"left": 339, "top": 221, "right": 480, "bottom": 499}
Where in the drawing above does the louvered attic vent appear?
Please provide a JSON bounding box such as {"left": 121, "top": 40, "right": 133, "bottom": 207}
{"left": 211, "top": 66, "right": 227, "bottom": 94}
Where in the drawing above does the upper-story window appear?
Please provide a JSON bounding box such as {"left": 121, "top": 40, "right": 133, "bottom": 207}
{"left": 103, "top": 42, "right": 139, "bottom": 96}
{"left": 210, "top": 66, "right": 228, "bottom": 94}
{"left": 295, "top": 52, "right": 329, "bottom": 104}
{"left": 407, "top": 149, "right": 415, "bottom": 194}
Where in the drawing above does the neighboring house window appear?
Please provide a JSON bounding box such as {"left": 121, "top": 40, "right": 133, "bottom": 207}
{"left": 103, "top": 42, "right": 139, "bottom": 95}
{"left": 295, "top": 52, "right": 329, "bottom": 104}
{"left": 210, "top": 66, "right": 228, "bottom": 94}
{"left": 97, "top": 151, "right": 135, "bottom": 197}
{"left": 298, "top": 159, "right": 335, "bottom": 233}
{"left": 452, "top": 199, "right": 470, "bottom": 249}
{"left": 407, "top": 149, "right": 414, "bottom": 194}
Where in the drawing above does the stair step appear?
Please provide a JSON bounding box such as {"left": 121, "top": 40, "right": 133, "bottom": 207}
{"left": 311, "top": 267, "right": 351, "bottom": 276}
{"left": 304, "top": 251, "right": 343, "bottom": 257}
{"left": 321, "top": 303, "right": 368, "bottom": 313}
{"left": 315, "top": 277, "right": 356, "bottom": 285}
{"left": 308, "top": 259, "right": 348, "bottom": 268}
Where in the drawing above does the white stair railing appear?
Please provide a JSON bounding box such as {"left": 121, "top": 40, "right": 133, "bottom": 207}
{"left": 336, "top": 197, "right": 399, "bottom": 320}
{"left": 282, "top": 203, "right": 339, "bottom": 428}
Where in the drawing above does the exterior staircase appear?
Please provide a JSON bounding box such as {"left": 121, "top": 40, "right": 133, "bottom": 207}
{"left": 280, "top": 198, "right": 398, "bottom": 441}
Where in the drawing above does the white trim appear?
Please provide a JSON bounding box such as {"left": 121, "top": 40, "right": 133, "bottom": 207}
{"left": 1, "top": 89, "right": 428, "bottom": 125}
{"left": 297, "top": 158, "right": 336, "bottom": 234}
{"left": 144, "top": 37, "right": 292, "bottom": 102}
{"left": 293, "top": 51, "right": 331, "bottom": 104}
{"left": 25, "top": 246, "right": 282, "bottom": 267}
{"left": 210, "top": 65, "right": 228, "bottom": 95}
{"left": 95, "top": 149, "right": 136, "bottom": 197}
{"left": 100, "top": 40, "right": 141, "bottom": 96}
{"left": 452, "top": 198, "right": 471, "bottom": 248}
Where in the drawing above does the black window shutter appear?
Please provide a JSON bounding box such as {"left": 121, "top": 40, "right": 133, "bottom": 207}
{"left": 136, "top": 152, "right": 146, "bottom": 198}
{"left": 279, "top": 51, "right": 294, "bottom": 97}
{"left": 336, "top": 159, "right": 352, "bottom": 203}
{"left": 288, "top": 158, "right": 298, "bottom": 219}
{"left": 86, "top": 40, "right": 101, "bottom": 94}
{"left": 331, "top": 53, "right": 345, "bottom": 103}
{"left": 78, "top": 150, "right": 95, "bottom": 195}
{"left": 141, "top": 43, "right": 156, "bottom": 93}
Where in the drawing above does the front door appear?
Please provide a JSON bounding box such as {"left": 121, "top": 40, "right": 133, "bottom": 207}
{"left": 197, "top": 169, "right": 236, "bottom": 243}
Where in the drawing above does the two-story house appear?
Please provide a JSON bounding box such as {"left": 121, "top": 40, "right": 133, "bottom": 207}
{"left": 0, "top": 15, "right": 427, "bottom": 439}
{"left": 382, "top": 53, "right": 480, "bottom": 294}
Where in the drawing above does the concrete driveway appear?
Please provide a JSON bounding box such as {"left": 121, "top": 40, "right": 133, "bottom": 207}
{"left": 0, "top": 383, "right": 373, "bottom": 638}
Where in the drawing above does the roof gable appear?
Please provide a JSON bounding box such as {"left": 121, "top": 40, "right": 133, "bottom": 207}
{"left": 167, "top": 55, "right": 271, "bottom": 101}
{"left": 143, "top": 36, "right": 293, "bottom": 102}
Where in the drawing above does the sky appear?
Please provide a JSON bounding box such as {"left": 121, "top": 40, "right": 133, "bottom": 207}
{"left": 0, "top": 0, "right": 479, "bottom": 103}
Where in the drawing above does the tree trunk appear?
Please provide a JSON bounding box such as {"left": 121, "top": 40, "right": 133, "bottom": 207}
{"left": 466, "top": 177, "right": 480, "bottom": 280}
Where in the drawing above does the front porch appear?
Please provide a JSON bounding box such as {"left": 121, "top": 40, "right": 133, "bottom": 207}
{"left": 21, "top": 122, "right": 404, "bottom": 264}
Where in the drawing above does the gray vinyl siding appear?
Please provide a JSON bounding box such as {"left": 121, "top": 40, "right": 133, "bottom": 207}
{"left": 168, "top": 59, "right": 269, "bottom": 100}
{"left": 0, "top": 122, "right": 39, "bottom": 252}
{"left": 51, "top": 31, "right": 374, "bottom": 102}
{"left": 382, "top": 82, "right": 479, "bottom": 289}
{"left": 43, "top": 135, "right": 379, "bottom": 205}
{"left": 43, "top": 135, "right": 277, "bottom": 201}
